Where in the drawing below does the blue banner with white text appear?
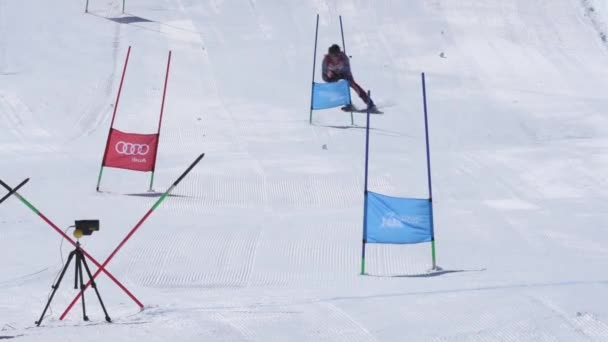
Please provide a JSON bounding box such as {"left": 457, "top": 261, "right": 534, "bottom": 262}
{"left": 365, "top": 192, "right": 433, "bottom": 244}
{"left": 311, "top": 80, "right": 351, "bottom": 110}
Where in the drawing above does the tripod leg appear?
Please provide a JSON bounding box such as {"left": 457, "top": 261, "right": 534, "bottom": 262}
{"left": 77, "top": 252, "right": 89, "bottom": 321}
{"left": 35, "top": 250, "right": 76, "bottom": 326}
{"left": 74, "top": 252, "right": 80, "bottom": 289}
{"left": 81, "top": 256, "right": 112, "bottom": 322}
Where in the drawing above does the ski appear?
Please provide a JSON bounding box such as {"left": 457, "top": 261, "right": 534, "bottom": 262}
{"left": 341, "top": 106, "right": 383, "bottom": 114}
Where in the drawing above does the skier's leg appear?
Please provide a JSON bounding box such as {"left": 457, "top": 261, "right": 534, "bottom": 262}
{"left": 347, "top": 76, "right": 372, "bottom": 105}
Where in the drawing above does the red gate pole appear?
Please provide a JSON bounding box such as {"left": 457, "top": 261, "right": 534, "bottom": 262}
{"left": 96, "top": 46, "right": 132, "bottom": 192}
{"left": 148, "top": 50, "right": 172, "bottom": 192}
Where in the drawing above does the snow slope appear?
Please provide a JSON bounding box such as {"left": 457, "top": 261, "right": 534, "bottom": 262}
{"left": 1, "top": 0, "right": 608, "bottom": 340}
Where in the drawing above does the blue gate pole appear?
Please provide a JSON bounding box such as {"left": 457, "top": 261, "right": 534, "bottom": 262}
{"left": 85, "top": 0, "right": 90, "bottom": 13}
{"left": 339, "top": 15, "right": 355, "bottom": 126}
{"left": 122, "top": 0, "right": 126, "bottom": 13}
{"left": 361, "top": 90, "right": 372, "bottom": 275}
{"left": 422, "top": 72, "right": 437, "bottom": 270}
{"left": 309, "top": 14, "right": 319, "bottom": 125}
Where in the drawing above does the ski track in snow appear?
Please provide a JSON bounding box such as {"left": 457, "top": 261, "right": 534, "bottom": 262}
{"left": 0, "top": 92, "right": 55, "bottom": 154}
{"left": 0, "top": 0, "right": 6, "bottom": 74}
{"left": 580, "top": 0, "right": 608, "bottom": 47}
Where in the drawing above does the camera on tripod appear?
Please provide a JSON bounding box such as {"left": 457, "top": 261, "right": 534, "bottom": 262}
{"left": 35, "top": 218, "right": 111, "bottom": 326}
{"left": 73, "top": 220, "right": 99, "bottom": 239}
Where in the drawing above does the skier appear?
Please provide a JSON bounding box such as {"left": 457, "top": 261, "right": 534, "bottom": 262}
{"left": 322, "top": 44, "right": 377, "bottom": 112}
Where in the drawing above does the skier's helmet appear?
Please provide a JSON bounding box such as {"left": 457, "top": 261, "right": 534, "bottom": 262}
{"left": 328, "top": 44, "right": 341, "bottom": 55}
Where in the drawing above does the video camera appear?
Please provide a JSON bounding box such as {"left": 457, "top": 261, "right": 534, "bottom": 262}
{"left": 74, "top": 220, "right": 100, "bottom": 237}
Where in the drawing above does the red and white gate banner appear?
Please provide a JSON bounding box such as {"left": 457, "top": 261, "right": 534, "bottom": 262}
{"left": 103, "top": 128, "right": 158, "bottom": 172}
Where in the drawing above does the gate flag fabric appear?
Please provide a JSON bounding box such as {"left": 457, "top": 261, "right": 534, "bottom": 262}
{"left": 103, "top": 128, "right": 158, "bottom": 172}
{"left": 365, "top": 192, "right": 432, "bottom": 244}
{"left": 311, "top": 80, "right": 352, "bottom": 110}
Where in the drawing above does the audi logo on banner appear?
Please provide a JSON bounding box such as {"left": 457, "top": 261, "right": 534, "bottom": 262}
{"left": 115, "top": 141, "right": 151, "bottom": 156}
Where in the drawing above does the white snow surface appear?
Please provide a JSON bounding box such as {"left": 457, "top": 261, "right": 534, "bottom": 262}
{"left": 1, "top": 0, "right": 608, "bottom": 340}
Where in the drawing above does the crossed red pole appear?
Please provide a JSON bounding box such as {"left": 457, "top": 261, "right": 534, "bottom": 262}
{"left": 60, "top": 153, "right": 204, "bottom": 320}
{"left": 1, "top": 153, "right": 204, "bottom": 321}
{"left": 0, "top": 179, "right": 144, "bottom": 310}
{"left": 0, "top": 178, "right": 29, "bottom": 205}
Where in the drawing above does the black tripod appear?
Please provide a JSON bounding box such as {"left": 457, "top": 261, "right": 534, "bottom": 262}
{"left": 36, "top": 241, "right": 111, "bottom": 326}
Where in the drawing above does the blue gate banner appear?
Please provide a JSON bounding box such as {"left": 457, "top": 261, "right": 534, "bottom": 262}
{"left": 365, "top": 192, "right": 433, "bottom": 244}
{"left": 311, "top": 80, "right": 351, "bottom": 110}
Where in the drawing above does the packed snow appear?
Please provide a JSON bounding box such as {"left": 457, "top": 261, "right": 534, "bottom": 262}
{"left": 1, "top": 0, "right": 608, "bottom": 340}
